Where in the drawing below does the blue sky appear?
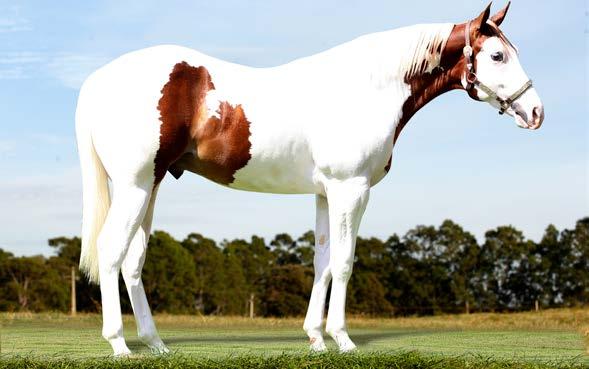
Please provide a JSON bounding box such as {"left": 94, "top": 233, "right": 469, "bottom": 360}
{"left": 0, "top": 0, "right": 586, "bottom": 256}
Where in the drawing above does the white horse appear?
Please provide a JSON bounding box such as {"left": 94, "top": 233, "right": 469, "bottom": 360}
{"left": 75, "top": 2, "right": 543, "bottom": 355}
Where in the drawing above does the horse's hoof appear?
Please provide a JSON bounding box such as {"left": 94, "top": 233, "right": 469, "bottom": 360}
{"left": 332, "top": 332, "right": 357, "bottom": 353}
{"left": 109, "top": 337, "right": 132, "bottom": 357}
{"left": 309, "top": 336, "right": 327, "bottom": 352}
{"left": 151, "top": 344, "right": 170, "bottom": 355}
{"left": 148, "top": 339, "right": 170, "bottom": 355}
{"left": 112, "top": 348, "right": 132, "bottom": 357}
{"left": 339, "top": 341, "right": 357, "bottom": 353}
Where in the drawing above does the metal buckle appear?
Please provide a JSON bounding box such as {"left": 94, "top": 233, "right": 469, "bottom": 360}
{"left": 466, "top": 72, "right": 477, "bottom": 85}
{"left": 499, "top": 101, "right": 509, "bottom": 115}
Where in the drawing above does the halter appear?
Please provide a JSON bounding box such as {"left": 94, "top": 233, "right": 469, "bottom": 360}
{"left": 463, "top": 20, "right": 533, "bottom": 115}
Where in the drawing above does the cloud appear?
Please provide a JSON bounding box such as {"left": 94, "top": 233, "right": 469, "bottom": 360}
{"left": 0, "top": 66, "right": 26, "bottom": 79}
{"left": 0, "top": 139, "right": 16, "bottom": 158}
{"left": 0, "top": 51, "right": 40, "bottom": 80}
{"left": 0, "top": 5, "right": 32, "bottom": 33}
{"left": 45, "top": 54, "right": 110, "bottom": 89}
{"left": 0, "top": 51, "right": 109, "bottom": 88}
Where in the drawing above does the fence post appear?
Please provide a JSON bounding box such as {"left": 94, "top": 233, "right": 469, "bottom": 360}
{"left": 70, "top": 266, "right": 77, "bottom": 316}
{"left": 465, "top": 300, "right": 470, "bottom": 315}
{"left": 249, "top": 293, "right": 254, "bottom": 319}
{"left": 534, "top": 299, "right": 539, "bottom": 312}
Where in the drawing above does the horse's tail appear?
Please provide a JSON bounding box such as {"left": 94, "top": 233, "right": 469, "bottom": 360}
{"left": 75, "top": 81, "right": 110, "bottom": 284}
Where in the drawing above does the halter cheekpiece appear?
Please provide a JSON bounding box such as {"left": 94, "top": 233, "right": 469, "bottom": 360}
{"left": 463, "top": 20, "right": 533, "bottom": 115}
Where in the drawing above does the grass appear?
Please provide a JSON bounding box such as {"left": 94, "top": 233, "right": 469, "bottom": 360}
{"left": 1, "top": 309, "right": 588, "bottom": 368}
{"left": 2, "top": 352, "right": 587, "bottom": 369}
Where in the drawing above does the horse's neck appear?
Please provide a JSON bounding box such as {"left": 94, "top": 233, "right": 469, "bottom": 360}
{"left": 276, "top": 24, "right": 463, "bottom": 142}
{"left": 382, "top": 23, "right": 465, "bottom": 144}
{"left": 282, "top": 23, "right": 453, "bottom": 86}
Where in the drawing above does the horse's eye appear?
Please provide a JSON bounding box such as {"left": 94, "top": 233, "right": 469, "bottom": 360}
{"left": 491, "top": 51, "right": 504, "bottom": 62}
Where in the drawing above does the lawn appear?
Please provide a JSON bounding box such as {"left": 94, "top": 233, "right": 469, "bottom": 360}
{"left": 1, "top": 309, "right": 588, "bottom": 368}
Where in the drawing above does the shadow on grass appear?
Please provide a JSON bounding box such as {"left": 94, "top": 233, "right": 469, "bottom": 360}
{"left": 132, "top": 329, "right": 437, "bottom": 349}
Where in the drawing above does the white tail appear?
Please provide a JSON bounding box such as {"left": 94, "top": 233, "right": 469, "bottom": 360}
{"left": 75, "top": 90, "right": 110, "bottom": 284}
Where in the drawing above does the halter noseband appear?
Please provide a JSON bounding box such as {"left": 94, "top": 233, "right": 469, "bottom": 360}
{"left": 463, "top": 20, "right": 533, "bottom": 115}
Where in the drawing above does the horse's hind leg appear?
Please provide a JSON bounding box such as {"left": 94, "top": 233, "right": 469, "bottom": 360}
{"left": 303, "top": 194, "right": 331, "bottom": 352}
{"left": 121, "top": 184, "right": 169, "bottom": 354}
{"left": 97, "top": 177, "right": 153, "bottom": 356}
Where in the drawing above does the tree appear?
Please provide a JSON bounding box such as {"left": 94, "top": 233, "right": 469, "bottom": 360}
{"left": 559, "top": 218, "right": 589, "bottom": 305}
{"left": 348, "top": 237, "right": 394, "bottom": 315}
{"left": 384, "top": 234, "right": 422, "bottom": 315}
{"left": 295, "top": 230, "right": 315, "bottom": 267}
{"left": 220, "top": 252, "right": 248, "bottom": 315}
{"left": 223, "top": 236, "right": 274, "bottom": 315}
{"left": 403, "top": 225, "right": 453, "bottom": 314}
{"left": 0, "top": 249, "right": 15, "bottom": 310}
{"left": 437, "top": 220, "right": 480, "bottom": 313}
{"left": 3, "top": 255, "right": 68, "bottom": 311}
{"left": 270, "top": 233, "right": 299, "bottom": 265}
{"left": 263, "top": 264, "right": 313, "bottom": 316}
{"left": 142, "top": 231, "right": 198, "bottom": 313}
{"left": 535, "top": 224, "right": 563, "bottom": 306}
{"left": 182, "top": 233, "right": 226, "bottom": 314}
{"left": 2, "top": 217, "right": 588, "bottom": 316}
{"left": 477, "top": 226, "right": 538, "bottom": 311}
{"left": 48, "top": 237, "right": 102, "bottom": 312}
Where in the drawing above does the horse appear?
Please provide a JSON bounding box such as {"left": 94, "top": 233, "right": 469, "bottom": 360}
{"left": 75, "top": 2, "right": 544, "bottom": 356}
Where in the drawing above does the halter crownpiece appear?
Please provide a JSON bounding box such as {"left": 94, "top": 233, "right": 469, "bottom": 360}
{"left": 462, "top": 20, "right": 533, "bottom": 115}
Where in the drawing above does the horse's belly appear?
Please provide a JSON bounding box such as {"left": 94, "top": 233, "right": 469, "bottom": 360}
{"left": 229, "top": 153, "right": 317, "bottom": 194}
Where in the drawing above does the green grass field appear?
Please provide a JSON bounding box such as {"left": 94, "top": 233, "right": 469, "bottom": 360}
{"left": 1, "top": 309, "right": 588, "bottom": 368}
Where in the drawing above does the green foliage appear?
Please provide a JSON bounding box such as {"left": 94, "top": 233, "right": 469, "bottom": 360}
{"left": 0, "top": 352, "right": 586, "bottom": 369}
{"left": 141, "top": 231, "right": 198, "bottom": 313}
{"left": 1, "top": 217, "right": 588, "bottom": 316}
{"left": 1, "top": 255, "right": 68, "bottom": 311}
{"left": 263, "top": 264, "right": 313, "bottom": 316}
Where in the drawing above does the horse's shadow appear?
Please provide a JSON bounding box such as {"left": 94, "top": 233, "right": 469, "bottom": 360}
{"left": 127, "top": 329, "right": 435, "bottom": 350}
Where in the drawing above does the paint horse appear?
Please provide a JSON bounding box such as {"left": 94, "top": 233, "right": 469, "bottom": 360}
{"left": 76, "top": 2, "right": 543, "bottom": 356}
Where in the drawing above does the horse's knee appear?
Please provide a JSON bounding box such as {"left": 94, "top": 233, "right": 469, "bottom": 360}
{"left": 331, "top": 262, "right": 353, "bottom": 282}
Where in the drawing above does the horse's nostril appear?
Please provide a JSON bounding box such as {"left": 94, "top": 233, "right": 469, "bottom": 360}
{"left": 532, "top": 106, "right": 544, "bottom": 127}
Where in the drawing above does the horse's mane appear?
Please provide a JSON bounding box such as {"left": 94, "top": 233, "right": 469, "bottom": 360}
{"left": 398, "top": 24, "right": 453, "bottom": 81}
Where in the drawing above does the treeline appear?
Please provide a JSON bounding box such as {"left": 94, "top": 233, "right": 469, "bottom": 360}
{"left": 1, "top": 218, "right": 587, "bottom": 316}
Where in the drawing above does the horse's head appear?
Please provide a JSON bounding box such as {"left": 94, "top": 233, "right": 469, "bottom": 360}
{"left": 458, "top": 2, "right": 544, "bottom": 129}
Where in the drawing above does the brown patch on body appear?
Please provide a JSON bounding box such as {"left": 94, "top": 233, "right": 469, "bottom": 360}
{"left": 155, "top": 62, "right": 252, "bottom": 185}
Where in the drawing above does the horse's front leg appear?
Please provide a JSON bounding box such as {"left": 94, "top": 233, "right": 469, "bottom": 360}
{"left": 324, "top": 177, "right": 369, "bottom": 352}
{"left": 303, "top": 194, "right": 331, "bottom": 352}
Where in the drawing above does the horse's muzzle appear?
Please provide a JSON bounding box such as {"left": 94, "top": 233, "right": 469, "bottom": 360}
{"left": 529, "top": 105, "right": 544, "bottom": 130}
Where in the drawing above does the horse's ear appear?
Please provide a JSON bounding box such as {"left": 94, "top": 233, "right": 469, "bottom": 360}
{"left": 490, "top": 1, "right": 510, "bottom": 26}
{"left": 472, "top": 2, "right": 492, "bottom": 31}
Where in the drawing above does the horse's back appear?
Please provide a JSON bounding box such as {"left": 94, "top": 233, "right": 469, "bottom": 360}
{"left": 76, "top": 44, "right": 392, "bottom": 193}
{"left": 76, "top": 45, "right": 317, "bottom": 191}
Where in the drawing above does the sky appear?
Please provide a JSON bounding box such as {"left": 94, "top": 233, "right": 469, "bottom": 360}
{"left": 0, "top": 0, "right": 587, "bottom": 256}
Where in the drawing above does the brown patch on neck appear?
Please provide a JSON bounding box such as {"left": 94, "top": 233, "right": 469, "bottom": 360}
{"left": 393, "top": 23, "right": 483, "bottom": 145}
{"left": 155, "top": 62, "right": 252, "bottom": 185}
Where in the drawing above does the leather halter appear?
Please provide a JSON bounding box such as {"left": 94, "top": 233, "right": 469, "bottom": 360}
{"left": 463, "top": 20, "right": 533, "bottom": 115}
